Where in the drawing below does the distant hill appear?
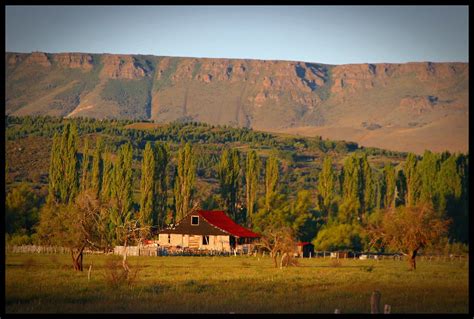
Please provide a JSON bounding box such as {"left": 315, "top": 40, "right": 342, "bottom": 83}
{"left": 5, "top": 52, "right": 468, "bottom": 154}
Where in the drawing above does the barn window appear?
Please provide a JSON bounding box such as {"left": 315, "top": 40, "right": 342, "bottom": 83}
{"left": 168, "top": 234, "right": 171, "bottom": 244}
{"left": 202, "top": 235, "right": 209, "bottom": 245}
{"left": 191, "top": 216, "right": 199, "bottom": 225}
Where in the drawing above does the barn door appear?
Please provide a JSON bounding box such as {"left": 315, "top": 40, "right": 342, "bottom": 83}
{"left": 189, "top": 235, "right": 199, "bottom": 249}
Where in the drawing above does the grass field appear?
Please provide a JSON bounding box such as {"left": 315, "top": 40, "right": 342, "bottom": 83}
{"left": 5, "top": 253, "right": 468, "bottom": 313}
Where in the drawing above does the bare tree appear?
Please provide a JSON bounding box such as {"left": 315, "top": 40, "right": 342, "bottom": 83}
{"left": 37, "top": 190, "right": 111, "bottom": 271}
{"left": 256, "top": 225, "right": 298, "bottom": 268}
{"left": 368, "top": 204, "right": 450, "bottom": 270}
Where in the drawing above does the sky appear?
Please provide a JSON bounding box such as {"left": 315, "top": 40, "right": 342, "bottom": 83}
{"left": 5, "top": 5, "right": 469, "bottom": 65}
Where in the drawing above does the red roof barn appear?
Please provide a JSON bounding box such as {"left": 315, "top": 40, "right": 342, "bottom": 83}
{"left": 158, "top": 210, "right": 259, "bottom": 253}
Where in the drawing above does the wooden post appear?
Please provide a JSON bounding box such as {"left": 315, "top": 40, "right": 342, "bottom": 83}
{"left": 370, "top": 291, "right": 381, "bottom": 314}
{"left": 384, "top": 304, "right": 391, "bottom": 314}
{"left": 87, "top": 264, "right": 92, "bottom": 282}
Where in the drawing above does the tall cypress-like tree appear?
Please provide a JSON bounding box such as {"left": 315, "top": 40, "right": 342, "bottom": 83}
{"left": 265, "top": 156, "right": 279, "bottom": 211}
{"left": 61, "top": 122, "right": 79, "bottom": 203}
{"left": 154, "top": 143, "right": 169, "bottom": 229}
{"left": 113, "top": 142, "right": 134, "bottom": 220}
{"left": 90, "top": 138, "right": 103, "bottom": 197}
{"left": 139, "top": 142, "right": 155, "bottom": 238}
{"left": 100, "top": 150, "right": 113, "bottom": 201}
{"left": 436, "top": 154, "right": 462, "bottom": 214}
{"left": 418, "top": 150, "right": 440, "bottom": 205}
{"left": 218, "top": 148, "right": 241, "bottom": 220}
{"left": 49, "top": 122, "right": 79, "bottom": 204}
{"left": 80, "top": 137, "right": 90, "bottom": 191}
{"left": 342, "top": 154, "right": 361, "bottom": 211}
{"left": 174, "top": 142, "right": 196, "bottom": 222}
{"left": 382, "top": 163, "right": 396, "bottom": 209}
{"left": 404, "top": 153, "right": 421, "bottom": 207}
{"left": 317, "top": 156, "right": 336, "bottom": 215}
{"left": 361, "top": 154, "right": 375, "bottom": 213}
{"left": 47, "top": 133, "right": 61, "bottom": 203}
{"left": 246, "top": 150, "right": 260, "bottom": 223}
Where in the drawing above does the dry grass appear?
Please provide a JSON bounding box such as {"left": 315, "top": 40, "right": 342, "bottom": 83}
{"left": 5, "top": 253, "right": 468, "bottom": 314}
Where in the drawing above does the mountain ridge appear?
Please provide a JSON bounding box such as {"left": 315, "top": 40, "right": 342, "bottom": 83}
{"left": 6, "top": 51, "right": 468, "bottom": 154}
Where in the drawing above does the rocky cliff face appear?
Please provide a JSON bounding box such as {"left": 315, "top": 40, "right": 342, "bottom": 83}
{"left": 5, "top": 52, "right": 469, "bottom": 153}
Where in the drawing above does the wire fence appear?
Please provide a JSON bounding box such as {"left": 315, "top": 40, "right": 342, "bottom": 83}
{"left": 6, "top": 245, "right": 468, "bottom": 261}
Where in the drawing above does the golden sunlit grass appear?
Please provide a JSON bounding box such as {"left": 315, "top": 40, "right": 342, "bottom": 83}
{"left": 5, "top": 253, "right": 468, "bottom": 313}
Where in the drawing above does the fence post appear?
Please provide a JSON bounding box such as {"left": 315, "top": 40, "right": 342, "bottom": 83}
{"left": 370, "top": 291, "right": 381, "bottom": 314}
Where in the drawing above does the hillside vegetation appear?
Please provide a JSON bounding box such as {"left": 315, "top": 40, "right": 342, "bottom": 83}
{"left": 5, "top": 52, "right": 469, "bottom": 153}
{"left": 5, "top": 116, "right": 468, "bottom": 252}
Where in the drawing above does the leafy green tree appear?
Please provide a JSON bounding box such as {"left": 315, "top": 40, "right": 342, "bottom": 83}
{"left": 90, "top": 137, "right": 103, "bottom": 197}
{"left": 80, "top": 137, "right": 90, "bottom": 191}
{"left": 245, "top": 150, "right": 260, "bottom": 225}
{"left": 361, "top": 154, "right": 375, "bottom": 214}
{"left": 418, "top": 150, "right": 440, "bottom": 205}
{"left": 317, "top": 156, "right": 336, "bottom": 216}
{"left": 340, "top": 154, "right": 362, "bottom": 221}
{"left": 59, "top": 122, "right": 79, "bottom": 203}
{"left": 6, "top": 183, "right": 40, "bottom": 235}
{"left": 100, "top": 150, "right": 114, "bottom": 201}
{"left": 113, "top": 142, "right": 134, "bottom": 221}
{"left": 313, "top": 223, "right": 365, "bottom": 251}
{"left": 174, "top": 142, "right": 196, "bottom": 222}
{"left": 154, "top": 143, "right": 169, "bottom": 229}
{"left": 436, "top": 154, "right": 462, "bottom": 214}
{"left": 218, "top": 148, "right": 241, "bottom": 220}
{"left": 265, "top": 156, "right": 279, "bottom": 211}
{"left": 404, "top": 153, "right": 421, "bottom": 207}
{"left": 139, "top": 142, "right": 155, "bottom": 239}
{"left": 382, "top": 163, "right": 396, "bottom": 209}
{"left": 47, "top": 133, "right": 61, "bottom": 203}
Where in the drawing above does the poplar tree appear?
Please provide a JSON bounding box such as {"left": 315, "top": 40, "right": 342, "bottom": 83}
{"left": 265, "top": 156, "right": 279, "bottom": 211}
{"left": 341, "top": 154, "right": 361, "bottom": 212}
{"left": 218, "top": 148, "right": 241, "bottom": 220}
{"left": 418, "top": 150, "right": 440, "bottom": 205}
{"left": 436, "top": 154, "right": 462, "bottom": 214}
{"left": 154, "top": 143, "right": 169, "bottom": 229}
{"left": 47, "top": 133, "right": 61, "bottom": 203}
{"left": 317, "top": 156, "right": 336, "bottom": 215}
{"left": 382, "top": 163, "right": 396, "bottom": 209}
{"left": 80, "top": 137, "right": 90, "bottom": 191}
{"left": 404, "top": 153, "right": 421, "bottom": 207}
{"left": 361, "top": 154, "right": 375, "bottom": 213}
{"left": 90, "top": 138, "right": 103, "bottom": 197}
{"left": 113, "top": 142, "right": 133, "bottom": 220}
{"left": 100, "top": 150, "right": 113, "bottom": 201}
{"left": 174, "top": 142, "right": 196, "bottom": 222}
{"left": 139, "top": 142, "right": 155, "bottom": 238}
{"left": 60, "top": 122, "right": 79, "bottom": 203}
{"left": 246, "top": 150, "right": 260, "bottom": 223}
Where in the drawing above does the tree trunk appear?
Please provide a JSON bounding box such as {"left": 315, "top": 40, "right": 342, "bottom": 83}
{"left": 71, "top": 244, "right": 86, "bottom": 271}
{"left": 409, "top": 249, "right": 418, "bottom": 270}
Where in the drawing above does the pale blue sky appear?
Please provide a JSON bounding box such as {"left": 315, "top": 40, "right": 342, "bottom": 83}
{"left": 5, "top": 6, "right": 469, "bottom": 65}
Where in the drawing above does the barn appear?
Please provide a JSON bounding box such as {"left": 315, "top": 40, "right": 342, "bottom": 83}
{"left": 157, "top": 210, "right": 260, "bottom": 253}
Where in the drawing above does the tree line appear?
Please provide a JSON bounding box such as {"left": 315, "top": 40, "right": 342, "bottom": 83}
{"left": 6, "top": 121, "right": 468, "bottom": 270}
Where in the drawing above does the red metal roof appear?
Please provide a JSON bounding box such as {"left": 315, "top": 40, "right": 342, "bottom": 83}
{"left": 197, "top": 210, "right": 260, "bottom": 238}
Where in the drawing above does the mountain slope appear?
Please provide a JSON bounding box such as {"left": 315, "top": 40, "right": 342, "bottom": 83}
{"left": 5, "top": 52, "right": 469, "bottom": 153}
